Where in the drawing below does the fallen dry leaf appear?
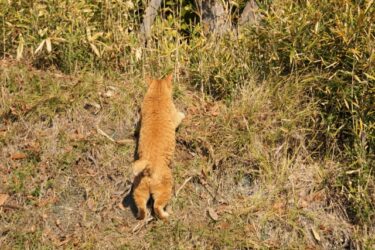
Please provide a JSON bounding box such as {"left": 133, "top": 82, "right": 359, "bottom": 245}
{"left": 84, "top": 102, "right": 101, "bottom": 114}
{"left": 311, "top": 227, "right": 321, "bottom": 242}
{"left": 103, "top": 89, "right": 115, "bottom": 98}
{"left": 24, "top": 142, "right": 40, "bottom": 153}
{"left": 311, "top": 191, "right": 325, "bottom": 202}
{"left": 272, "top": 201, "right": 286, "bottom": 214}
{"left": 0, "top": 130, "right": 7, "bottom": 137}
{"left": 107, "top": 86, "right": 117, "bottom": 91}
{"left": 28, "top": 225, "right": 36, "bottom": 233}
{"left": 188, "top": 107, "right": 198, "bottom": 115}
{"left": 298, "top": 199, "right": 309, "bottom": 208}
{"left": 69, "top": 130, "right": 85, "bottom": 141}
{"left": 11, "top": 152, "right": 27, "bottom": 160}
{"left": 87, "top": 198, "right": 95, "bottom": 211}
{"left": 0, "top": 193, "right": 10, "bottom": 206}
{"left": 207, "top": 207, "right": 219, "bottom": 221}
{"left": 38, "top": 196, "right": 58, "bottom": 207}
{"left": 216, "top": 222, "right": 230, "bottom": 230}
{"left": 244, "top": 224, "right": 257, "bottom": 234}
{"left": 55, "top": 238, "right": 70, "bottom": 247}
{"left": 207, "top": 103, "right": 220, "bottom": 116}
{"left": 216, "top": 204, "right": 232, "bottom": 214}
{"left": 88, "top": 102, "right": 101, "bottom": 109}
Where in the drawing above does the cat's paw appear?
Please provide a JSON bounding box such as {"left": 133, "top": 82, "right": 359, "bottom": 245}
{"left": 137, "top": 208, "right": 146, "bottom": 220}
{"left": 155, "top": 207, "right": 169, "bottom": 220}
{"left": 159, "top": 211, "right": 169, "bottom": 219}
{"left": 178, "top": 112, "right": 185, "bottom": 120}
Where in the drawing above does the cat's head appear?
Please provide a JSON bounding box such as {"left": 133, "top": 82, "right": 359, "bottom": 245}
{"left": 145, "top": 74, "right": 173, "bottom": 96}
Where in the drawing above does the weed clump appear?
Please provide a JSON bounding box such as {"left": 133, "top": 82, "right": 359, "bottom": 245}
{"left": 188, "top": 0, "right": 374, "bottom": 223}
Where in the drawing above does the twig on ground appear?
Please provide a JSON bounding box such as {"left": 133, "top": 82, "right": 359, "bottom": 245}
{"left": 96, "top": 126, "right": 132, "bottom": 144}
{"left": 175, "top": 176, "right": 193, "bottom": 197}
{"left": 86, "top": 152, "right": 98, "bottom": 167}
{"left": 0, "top": 204, "right": 24, "bottom": 210}
{"left": 132, "top": 216, "right": 154, "bottom": 233}
{"left": 96, "top": 126, "right": 115, "bottom": 142}
{"left": 115, "top": 139, "right": 133, "bottom": 145}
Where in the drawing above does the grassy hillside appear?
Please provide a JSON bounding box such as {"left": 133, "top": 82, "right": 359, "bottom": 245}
{"left": 1, "top": 0, "right": 374, "bottom": 248}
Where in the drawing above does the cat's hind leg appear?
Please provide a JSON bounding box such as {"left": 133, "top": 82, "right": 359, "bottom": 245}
{"left": 152, "top": 184, "right": 172, "bottom": 220}
{"left": 133, "top": 179, "right": 150, "bottom": 220}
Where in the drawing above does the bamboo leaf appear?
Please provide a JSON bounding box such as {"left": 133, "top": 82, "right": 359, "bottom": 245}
{"left": 46, "top": 37, "right": 52, "bottom": 53}
{"left": 35, "top": 40, "right": 45, "bottom": 54}
{"left": 90, "top": 32, "right": 103, "bottom": 41}
{"left": 364, "top": 73, "right": 375, "bottom": 81}
{"left": 16, "top": 36, "right": 24, "bottom": 60}
{"left": 0, "top": 193, "right": 9, "bottom": 206}
{"left": 90, "top": 43, "right": 101, "bottom": 57}
{"left": 311, "top": 227, "right": 321, "bottom": 242}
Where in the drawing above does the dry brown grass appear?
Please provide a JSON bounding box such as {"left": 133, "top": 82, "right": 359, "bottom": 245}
{"left": 1, "top": 59, "right": 373, "bottom": 249}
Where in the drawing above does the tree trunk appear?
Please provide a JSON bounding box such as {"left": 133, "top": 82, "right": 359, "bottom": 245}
{"left": 140, "top": 0, "right": 162, "bottom": 44}
{"left": 198, "top": 0, "right": 231, "bottom": 36}
{"left": 239, "top": 0, "right": 260, "bottom": 26}
{"left": 139, "top": 0, "right": 260, "bottom": 41}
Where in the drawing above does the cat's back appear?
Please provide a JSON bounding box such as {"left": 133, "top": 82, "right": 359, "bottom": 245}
{"left": 139, "top": 95, "right": 176, "bottom": 161}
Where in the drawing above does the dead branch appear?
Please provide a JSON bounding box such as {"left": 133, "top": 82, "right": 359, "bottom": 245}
{"left": 175, "top": 176, "right": 193, "bottom": 197}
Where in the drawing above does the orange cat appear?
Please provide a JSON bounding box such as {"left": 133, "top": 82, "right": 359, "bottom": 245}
{"left": 132, "top": 74, "right": 185, "bottom": 220}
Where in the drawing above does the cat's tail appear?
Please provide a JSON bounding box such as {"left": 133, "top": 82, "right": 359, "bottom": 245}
{"left": 133, "top": 160, "right": 151, "bottom": 176}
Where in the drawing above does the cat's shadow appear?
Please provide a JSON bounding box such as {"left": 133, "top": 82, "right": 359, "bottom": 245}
{"left": 122, "top": 116, "right": 141, "bottom": 217}
{"left": 122, "top": 116, "right": 155, "bottom": 218}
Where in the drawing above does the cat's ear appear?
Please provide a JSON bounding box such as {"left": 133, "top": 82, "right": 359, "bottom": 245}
{"left": 165, "top": 73, "right": 173, "bottom": 83}
{"left": 164, "top": 73, "right": 173, "bottom": 90}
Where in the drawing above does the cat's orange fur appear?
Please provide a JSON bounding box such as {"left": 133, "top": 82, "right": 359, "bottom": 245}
{"left": 132, "top": 74, "right": 185, "bottom": 220}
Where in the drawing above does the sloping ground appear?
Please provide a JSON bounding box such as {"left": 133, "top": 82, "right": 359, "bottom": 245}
{"left": 0, "top": 60, "right": 373, "bottom": 249}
